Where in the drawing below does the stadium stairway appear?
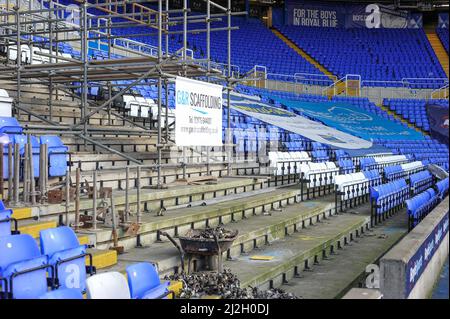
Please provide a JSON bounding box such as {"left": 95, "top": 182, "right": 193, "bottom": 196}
{"left": 272, "top": 28, "right": 357, "bottom": 99}
{"left": 426, "top": 30, "right": 449, "bottom": 78}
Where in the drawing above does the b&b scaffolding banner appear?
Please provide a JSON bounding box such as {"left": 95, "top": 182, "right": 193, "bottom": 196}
{"left": 175, "top": 77, "right": 223, "bottom": 146}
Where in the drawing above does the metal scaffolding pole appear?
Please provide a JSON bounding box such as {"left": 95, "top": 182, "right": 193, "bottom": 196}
{"left": 82, "top": 1, "right": 89, "bottom": 149}
{"left": 227, "top": 0, "right": 232, "bottom": 176}
{"left": 156, "top": 0, "right": 163, "bottom": 188}
{"left": 14, "top": 2, "right": 21, "bottom": 118}
{"left": 0, "top": 0, "right": 242, "bottom": 209}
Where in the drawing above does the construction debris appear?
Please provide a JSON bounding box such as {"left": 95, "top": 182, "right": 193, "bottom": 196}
{"left": 187, "top": 226, "right": 236, "bottom": 240}
{"left": 165, "top": 269, "right": 298, "bottom": 299}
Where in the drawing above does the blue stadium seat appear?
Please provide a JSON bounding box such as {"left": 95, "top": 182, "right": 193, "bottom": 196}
{"left": 0, "top": 234, "right": 51, "bottom": 299}
{"left": 0, "top": 117, "right": 23, "bottom": 134}
{"left": 40, "top": 226, "right": 93, "bottom": 293}
{"left": 362, "top": 169, "right": 382, "bottom": 187}
{"left": 126, "top": 262, "right": 170, "bottom": 299}
{"left": 39, "top": 288, "right": 84, "bottom": 299}
{"left": 10, "top": 135, "right": 42, "bottom": 178}
{"left": 0, "top": 200, "right": 18, "bottom": 237}
{"left": 0, "top": 133, "right": 11, "bottom": 180}
{"left": 40, "top": 136, "right": 69, "bottom": 177}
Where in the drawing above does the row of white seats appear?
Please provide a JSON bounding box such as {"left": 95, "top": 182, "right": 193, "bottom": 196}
{"left": 335, "top": 172, "right": 370, "bottom": 200}
{"left": 123, "top": 95, "right": 175, "bottom": 127}
{"left": 401, "top": 161, "right": 424, "bottom": 173}
{"left": 373, "top": 155, "right": 408, "bottom": 165}
{"left": 268, "top": 151, "right": 311, "bottom": 175}
{"left": 8, "top": 45, "right": 71, "bottom": 64}
{"left": 299, "top": 162, "right": 339, "bottom": 187}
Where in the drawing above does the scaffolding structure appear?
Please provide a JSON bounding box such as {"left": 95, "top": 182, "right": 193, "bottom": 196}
{"left": 0, "top": 0, "right": 247, "bottom": 187}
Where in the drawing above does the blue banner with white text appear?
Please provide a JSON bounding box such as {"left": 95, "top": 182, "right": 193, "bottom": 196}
{"left": 271, "top": 97, "right": 425, "bottom": 141}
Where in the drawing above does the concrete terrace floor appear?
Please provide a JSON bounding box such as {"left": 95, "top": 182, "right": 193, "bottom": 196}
{"left": 270, "top": 206, "right": 408, "bottom": 299}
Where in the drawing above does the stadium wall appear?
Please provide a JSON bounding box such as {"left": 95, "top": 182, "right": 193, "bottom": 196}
{"left": 380, "top": 199, "right": 449, "bottom": 299}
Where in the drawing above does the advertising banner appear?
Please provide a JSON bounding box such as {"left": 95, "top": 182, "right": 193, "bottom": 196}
{"left": 405, "top": 212, "right": 449, "bottom": 297}
{"left": 175, "top": 77, "right": 223, "bottom": 146}
{"left": 272, "top": 96, "right": 425, "bottom": 141}
{"left": 287, "top": 2, "right": 344, "bottom": 28}
{"left": 227, "top": 93, "right": 373, "bottom": 150}
{"left": 427, "top": 104, "right": 449, "bottom": 146}
{"left": 285, "top": 0, "right": 422, "bottom": 29}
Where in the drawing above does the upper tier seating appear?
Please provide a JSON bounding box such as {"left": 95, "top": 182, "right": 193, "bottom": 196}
{"left": 111, "top": 16, "right": 323, "bottom": 76}
{"left": 276, "top": 26, "right": 446, "bottom": 87}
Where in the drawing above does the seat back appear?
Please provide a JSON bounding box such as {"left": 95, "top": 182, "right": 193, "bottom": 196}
{"left": 40, "top": 226, "right": 80, "bottom": 256}
{"left": 0, "top": 234, "right": 48, "bottom": 299}
{"left": 86, "top": 272, "right": 131, "bottom": 299}
{"left": 40, "top": 226, "right": 87, "bottom": 291}
{"left": 0, "top": 117, "right": 23, "bottom": 134}
{"left": 0, "top": 208, "right": 13, "bottom": 237}
{"left": 126, "top": 262, "right": 161, "bottom": 299}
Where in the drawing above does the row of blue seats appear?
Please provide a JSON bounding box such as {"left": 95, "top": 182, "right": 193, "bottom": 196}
{"left": 276, "top": 26, "right": 446, "bottom": 87}
{"left": 436, "top": 178, "right": 449, "bottom": 199}
{"left": 338, "top": 159, "right": 356, "bottom": 174}
{"left": 370, "top": 179, "right": 410, "bottom": 214}
{"left": 375, "top": 139, "right": 449, "bottom": 173}
{"left": 409, "top": 171, "right": 434, "bottom": 195}
{"left": 0, "top": 225, "right": 169, "bottom": 299}
{"left": 406, "top": 188, "right": 439, "bottom": 227}
{"left": 1, "top": 117, "right": 69, "bottom": 178}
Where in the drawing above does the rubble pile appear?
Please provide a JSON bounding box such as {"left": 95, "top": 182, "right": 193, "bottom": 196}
{"left": 165, "top": 269, "right": 298, "bottom": 299}
{"left": 187, "top": 226, "right": 236, "bottom": 240}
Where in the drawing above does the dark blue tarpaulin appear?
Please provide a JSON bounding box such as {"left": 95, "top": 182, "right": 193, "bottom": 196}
{"left": 427, "top": 104, "right": 449, "bottom": 146}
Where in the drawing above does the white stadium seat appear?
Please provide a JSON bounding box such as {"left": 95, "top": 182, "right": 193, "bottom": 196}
{"left": 86, "top": 272, "right": 131, "bottom": 299}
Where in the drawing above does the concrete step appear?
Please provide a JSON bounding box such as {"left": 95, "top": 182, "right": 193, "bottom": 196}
{"left": 18, "top": 220, "right": 58, "bottom": 239}
{"left": 80, "top": 186, "right": 300, "bottom": 250}
{"left": 12, "top": 177, "right": 268, "bottom": 223}
{"left": 426, "top": 31, "right": 449, "bottom": 78}
{"left": 87, "top": 248, "right": 118, "bottom": 270}
{"left": 101, "top": 195, "right": 336, "bottom": 276}
{"left": 226, "top": 209, "right": 371, "bottom": 290}
{"left": 280, "top": 210, "right": 407, "bottom": 299}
